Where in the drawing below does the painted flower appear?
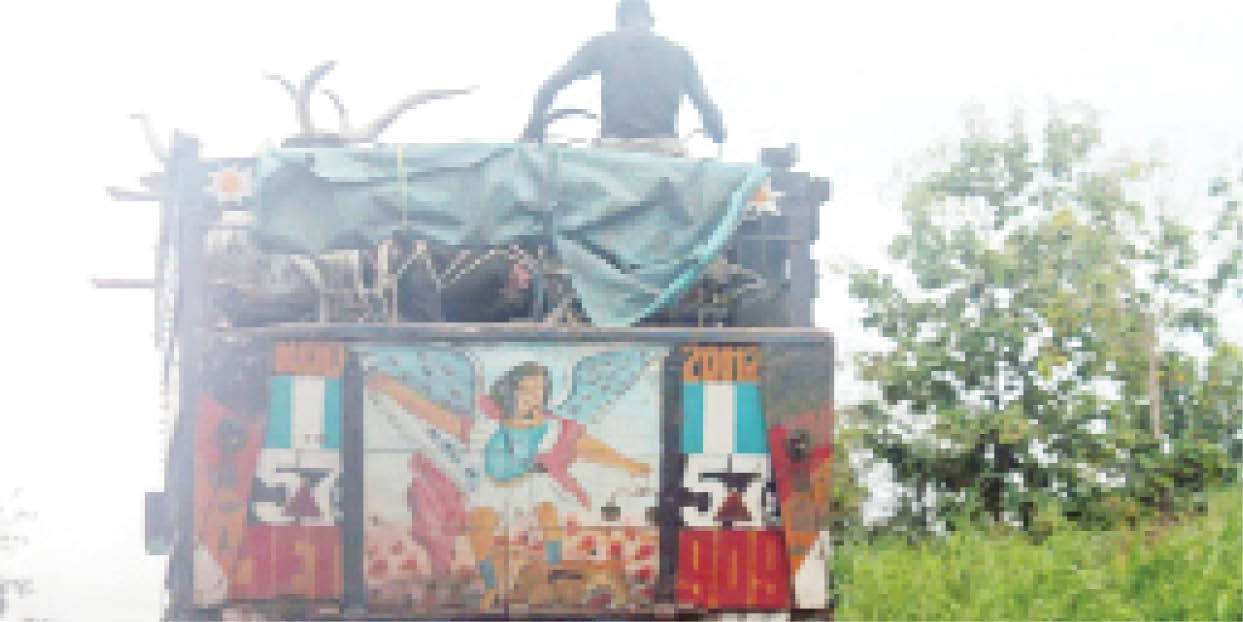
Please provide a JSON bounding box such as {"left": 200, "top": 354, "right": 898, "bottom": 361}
{"left": 207, "top": 165, "right": 254, "bottom": 204}
{"left": 745, "top": 177, "right": 781, "bottom": 217}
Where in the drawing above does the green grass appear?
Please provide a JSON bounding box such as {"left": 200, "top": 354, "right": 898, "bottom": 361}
{"left": 831, "top": 486, "right": 1242, "bottom": 621}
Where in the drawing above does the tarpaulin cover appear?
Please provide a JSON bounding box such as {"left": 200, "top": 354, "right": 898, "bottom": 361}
{"left": 254, "top": 144, "right": 767, "bottom": 327}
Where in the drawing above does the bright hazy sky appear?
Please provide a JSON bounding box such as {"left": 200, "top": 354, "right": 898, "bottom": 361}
{"left": 2, "top": 1, "right": 1240, "bottom": 620}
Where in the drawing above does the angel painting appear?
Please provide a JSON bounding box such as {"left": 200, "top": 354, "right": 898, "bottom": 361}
{"left": 362, "top": 346, "right": 661, "bottom": 590}
{"left": 366, "top": 346, "right": 656, "bottom": 501}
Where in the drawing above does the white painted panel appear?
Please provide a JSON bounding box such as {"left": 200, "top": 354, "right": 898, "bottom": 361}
{"left": 250, "top": 449, "right": 300, "bottom": 525}
{"left": 733, "top": 454, "right": 770, "bottom": 529}
{"left": 192, "top": 545, "right": 228, "bottom": 606}
{"left": 297, "top": 449, "right": 342, "bottom": 527}
{"left": 680, "top": 454, "right": 770, "bottom": 528}
{"left": 292, "top": 375, "right": 325, "bottom": 449}
{"left": 701, "top": 382, "right": 736, "bottom": 454}
{"left": 363, "top": 452, "right": 413, "bottom": 525}
{"left": 793, "top": 530, "right": 831, "bottom": 609}
{"left": 681, "top": 454, "right": 729, "bottom": 527}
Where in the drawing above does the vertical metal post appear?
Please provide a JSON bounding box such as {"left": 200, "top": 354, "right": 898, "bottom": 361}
{"left": 656, "top": 347, "right": 686, "bottom": 607}
{"left": 532, "top": 245, "right": 547, "bottom": 322}
{"left": 342, "top": 351, "right": 366, "bottom": 615}
{"left": 169, "top": 131, "right": 206, "bottom": 618}
{"left": 533, "top": 145, "right": 559, "bottom": 323}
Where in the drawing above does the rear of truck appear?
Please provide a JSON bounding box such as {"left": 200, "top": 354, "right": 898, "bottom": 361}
{"left": 133, "top": 135, "right": 832, "bottom": 620}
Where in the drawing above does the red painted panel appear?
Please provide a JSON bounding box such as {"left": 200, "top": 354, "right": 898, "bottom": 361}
{"left": 715, "top": 530, "right": 750, "bottom": 607}
{"left": 228, "top": 524, "right": 272, "bottom": 601}
{"left": 314, "top": 527, "right": 343, "bottom": 599}
{"left": 677, "top": 530, "right": 716, "bottom": 608}
{"left": 193, "top": 396, "right": 265, "bottom": 581}
{"left": 229, "top": 526, "right": 341, "bottom": 601}
{"left": 752, "top": 530, "right": 791, "bottom": 609}
{"left": 677, "top": 529, "right": 790, "bottom": 610}
{"left": 767, "top": 424, "right": 793, "bottom": 503}
{"left": 767, "top": 409, "right": 832, "bottom": 505}
{"left": 767, "top": 406, "right": 834, "bottom": 578}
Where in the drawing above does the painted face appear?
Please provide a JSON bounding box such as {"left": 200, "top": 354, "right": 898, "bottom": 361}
{"left": 512, "top": 373, "right": 546, "bottom": 427}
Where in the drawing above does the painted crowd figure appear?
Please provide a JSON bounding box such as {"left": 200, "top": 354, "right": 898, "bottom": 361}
{"left": 521, "top": 0, "right": 726, "bottom": 145}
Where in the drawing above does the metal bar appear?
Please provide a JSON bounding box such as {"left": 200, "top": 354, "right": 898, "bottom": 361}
{"left": 655, "top": 347, "right": 686, "bottom": 606}
{"left": 91, "top": 278, "right": 155, "bottom": 289}
{"left": 342, "top": 350, "right": 366, "bottom": 614}
{"left": 106, "top": 187, "right": 161, "bottom": 202}
{"left": 215, "top": 323, "right": 834, "bottom": 345}
{"left": 532, "top": 245, "right": 547, "bottom": 322}
{"left": 533, "top": 145, "right": 560, "bottom": 323}
{"left": 170, "top": 131, "right": 206, "bottom": 618}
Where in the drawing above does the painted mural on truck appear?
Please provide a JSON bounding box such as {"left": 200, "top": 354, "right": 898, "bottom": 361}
{"left": 190, "top": 340, "right": 833, "bottom": 616}
{"left": 361, "top": 343, "right": 665, "bottom": 614}
{"left": 674, "top": 346, "right": 791, "bottom": 610}
{"left": 194, "top": 342, "right": 345, "bottom": 606}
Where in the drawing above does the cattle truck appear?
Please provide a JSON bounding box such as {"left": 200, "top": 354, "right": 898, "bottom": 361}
{"left": 116, "top": 64, "right": 834, "bottom": 621}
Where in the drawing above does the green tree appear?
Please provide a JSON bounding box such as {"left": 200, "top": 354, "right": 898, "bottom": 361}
{"left": 826, "top": 406, "right": 870, "bottom": 536}
{"left": 1206, "top": 167, "right": 1242, "bottom": 304}
{"left": 848, "top": 107, "right": 1240, "bottom": 531}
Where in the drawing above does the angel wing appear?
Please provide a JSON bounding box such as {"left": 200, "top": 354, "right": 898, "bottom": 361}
{"left": 361, "top": 345, "right": 477, "bottom": 419}
{"left": 551, "top": 349, "right": 660, "bottom": 424}
{"left": 360, "top": 346, "right": 481, "bottom": 493}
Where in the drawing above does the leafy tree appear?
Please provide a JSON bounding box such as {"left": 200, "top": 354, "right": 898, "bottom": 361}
{"left": 1206, "top": 168, "right": 1242, "bottom": 304}
{"left": 848, "top": 107, "right": 1241, "bottom": 531}
{"left": 826, "top": 406, "right": 870, "bottom": 537}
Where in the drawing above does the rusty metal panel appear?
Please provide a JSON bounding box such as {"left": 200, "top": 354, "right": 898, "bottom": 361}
{"left": 762, "top": 342, "right": 834, "bottom": 610}
{"left": 193, "top": 339, "right": 345, "bottom": 614}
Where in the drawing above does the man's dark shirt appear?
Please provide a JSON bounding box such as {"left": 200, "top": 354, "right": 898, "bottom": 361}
{"left": 526, "top": 29, "right": 724, "bottom": 142}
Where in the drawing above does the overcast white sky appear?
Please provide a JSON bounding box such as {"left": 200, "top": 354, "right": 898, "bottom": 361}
{"left": 1, "top": 1, "right": 1240, "bottom": 620}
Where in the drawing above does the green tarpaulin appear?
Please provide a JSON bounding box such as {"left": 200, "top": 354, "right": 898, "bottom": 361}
{"left": 255, "top": 143, "right": 767, "bottom": 327}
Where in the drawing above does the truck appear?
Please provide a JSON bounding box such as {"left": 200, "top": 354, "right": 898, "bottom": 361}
{"left": 117, "top": 62, "right": 834, "bottom": 620}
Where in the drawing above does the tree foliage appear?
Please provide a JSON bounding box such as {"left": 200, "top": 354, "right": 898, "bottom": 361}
{"left": 1207, "top": 167, "right": 1242, "bottom": 304}
{"left": 847, "top": 107, "right": 1242, "bottom": 531}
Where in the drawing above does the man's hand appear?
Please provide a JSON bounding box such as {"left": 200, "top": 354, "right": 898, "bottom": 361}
{"left": 694, "top": 125, "right": 726, "bottom": 145}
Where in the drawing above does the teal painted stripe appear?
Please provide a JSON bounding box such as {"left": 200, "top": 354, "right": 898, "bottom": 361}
{"left": 682, "top": 382, "right": 704, "bottom": 453}
{"left": 322, "top": 377, "right": 342, "bottom": 449}
{"left": 265, "top": 375, "right": 293, "bottom": 449}
{"left": 734, "top": 382, "right": 767, "bottom": 453}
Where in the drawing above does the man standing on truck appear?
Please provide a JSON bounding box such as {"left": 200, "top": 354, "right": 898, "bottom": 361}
{"left": 520, "top": 0, "right": 726, "bottom": 154}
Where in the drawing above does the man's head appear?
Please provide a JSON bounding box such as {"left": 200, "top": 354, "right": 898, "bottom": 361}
{"left": 616, "top": 0, "right": 654, "bottom": 31}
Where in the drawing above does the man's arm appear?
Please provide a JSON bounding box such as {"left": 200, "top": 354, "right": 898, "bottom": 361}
{"left": 520, "top": 39, "right": 601, "bottom": 142}
{"left": 684, "top": 56, "right": 725, "bottom": 144}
